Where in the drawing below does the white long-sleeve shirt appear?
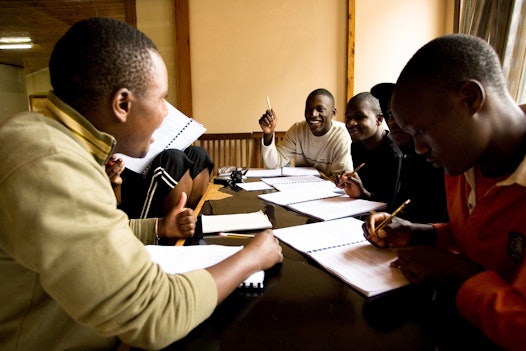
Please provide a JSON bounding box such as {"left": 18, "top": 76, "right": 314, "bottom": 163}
{"left": 262, "top": 120, "right": 353, "bottom": 177}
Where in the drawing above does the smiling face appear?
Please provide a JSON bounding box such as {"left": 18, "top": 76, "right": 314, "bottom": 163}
{"left": 391, "top": 82, "right": 485, "bottom": 176}
{"left": 304, "top": 93, "right": 335, "bottom": 136}
{"left": 115, "top": 50, "right": 169, "bottom": 158}
{"left": 345, "top": 99, "right": 382, "bottom": 142}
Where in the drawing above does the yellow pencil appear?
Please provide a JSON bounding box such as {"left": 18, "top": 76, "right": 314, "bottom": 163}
{"left": 375, "top": 199, "right": 411, "bottom": 233}
{"left": 336, "top": 162, "right": 365, "bottom": 186}
{"left": 219, "top": 232, "right": 256, "bottom": 239}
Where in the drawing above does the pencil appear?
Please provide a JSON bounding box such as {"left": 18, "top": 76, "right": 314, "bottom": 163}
{"left": 266, "top": 96, "right": 272, "bottom": 111}
{"left": 219, "top": 232, "right": 256, "bottom": 239}
{"left": 319, "top": 171, "right": 332, "bottom": 181}
{"left": 336, "top": 162, "right": 365, "bottom": 186}
{"left": 375, "top": 199, "right": 411, "bottom": 233}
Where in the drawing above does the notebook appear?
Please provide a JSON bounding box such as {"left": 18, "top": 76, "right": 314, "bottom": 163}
{"left": 200, "top": 210, "right": 273, "bottom": 233}
{"left": 258, "top": 186, "right": 386, "bottom": 221}
{"left": 146, "top": 244, "right": 264, "bottom": 289}
{"left": 115, "top": 102, "right": 206, "bottom": 174}
{"left": 246, "top": 167, "right": 321, "bottom": 178}
{"left": 273, "top": 217, "right": 409, "bottom": 297}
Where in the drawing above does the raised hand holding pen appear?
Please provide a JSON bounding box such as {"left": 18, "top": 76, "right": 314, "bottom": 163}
{"left": 259, "top": 96, "right": 278, "bottom": 145}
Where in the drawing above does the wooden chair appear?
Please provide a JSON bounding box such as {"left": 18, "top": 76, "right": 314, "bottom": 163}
{"left": 251, "top": 131, "right": 287, "bottom": 168}
{"left": 193, "top": 133, "right": 253, "bottom": 175}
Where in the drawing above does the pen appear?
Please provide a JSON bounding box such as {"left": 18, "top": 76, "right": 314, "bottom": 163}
{"left": 266, "top": 96, "right": 272, "bottom": 111}
{"left": 336, "top": 162, "right": 365, "bottom": 186}
{"left": 375, "top": 199, "right": 411, "bottom": 233}
{"left": 219, "top": 232, "right": 256, "bottom": 238}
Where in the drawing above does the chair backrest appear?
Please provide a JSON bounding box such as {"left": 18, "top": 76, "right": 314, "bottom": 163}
{"left": 193, "top": 131, "right": 288, "bottom": 175}
{"left": 193, "top": 133, "right": 253, "bottom": 175}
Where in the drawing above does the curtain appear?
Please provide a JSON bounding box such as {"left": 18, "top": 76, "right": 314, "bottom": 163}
{"left": 458, "top": 0, "right": 526, "bottom": 103}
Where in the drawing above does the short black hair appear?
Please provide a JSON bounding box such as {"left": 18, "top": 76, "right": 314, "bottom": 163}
{"left": 346, "top": 92, "right": 382, "bottom": 115}
{"left": 370, "top": 83, "right": 394, "bottom": 120}
{"left": 396, "top": 34, "right": 506, "bottom": 97}
{"left": 49, "top": 17, "right": 158, "bottom": 116}
{"left": 307, "top": 88, "right": 335, "bottom": 107}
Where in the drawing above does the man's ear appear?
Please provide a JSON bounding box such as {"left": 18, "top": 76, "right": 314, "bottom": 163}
{"left": 112, "top": 88, "right": 132, "bottom": 123}
{"left": 376, "top": 114, "right": 384, "bottom": 125}
{"left": 458, "top": 80, "right": 484, "bottom": 115}
{"left": 332, "top": 107, "right": 337, "bottom": 118}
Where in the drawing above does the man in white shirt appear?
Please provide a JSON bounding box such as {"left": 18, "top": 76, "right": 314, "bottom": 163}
{"left": 258, "top": 88, "right": 353, "bottom": 177}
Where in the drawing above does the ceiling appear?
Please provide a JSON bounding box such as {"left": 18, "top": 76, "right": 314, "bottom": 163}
{"left": 0, "top": 0, "right": 135, "bottom": 75}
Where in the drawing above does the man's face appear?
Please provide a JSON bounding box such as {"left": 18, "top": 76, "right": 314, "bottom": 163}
{"left": 345, "top": 100, "right": 381, "bottom": 142}
{"left": 117, "top": 51, "right": 169, "bottom": 158}
{"left": 304, "top": 94, "right": 335, "bottom": 136}
{"left": 391, "top": 83, "right": 483, "bottom": 176}
{"left": 385, "top": 106, "right": 412, "bottom": 146}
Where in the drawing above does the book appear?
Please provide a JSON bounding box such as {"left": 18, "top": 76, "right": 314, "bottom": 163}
{"left": 260, "top": 175, "right": 326, "bottom": 187}
{"left": 245, "top": 166, "right": 321, "bottom": 178}
{"left": 273, "top": 217, "right": 409, "bottom": 297}
{"left": 146, "top": 244, "right": 264, "bottom": 289}
{"left": 258, "top": 184, "right": 386, "bottom": 221}
{"left": 115, "top": 102, "right": 207, "bottom": 174}
{"left": 201, "top": 210, "right": 273, "bottom": 233}
{"left": 286, "top": 196, "right": 386, "bottom": 221}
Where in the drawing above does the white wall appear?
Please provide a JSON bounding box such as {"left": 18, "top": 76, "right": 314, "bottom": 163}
{"left": 354, "top": 0, "right": 454, "bottom": 94}
{"left": 189, "top": 0, "right": 348, "bottom": 132}
{"left": 188, "top": 0, "right": 453, "bottom": 133}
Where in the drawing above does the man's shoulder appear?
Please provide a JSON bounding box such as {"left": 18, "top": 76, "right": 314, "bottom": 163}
{"left": 0, "top": 111, "right": 84, "bottom": 167}
{"left": 382, "top": 132, "right": 403, "bottom": 155}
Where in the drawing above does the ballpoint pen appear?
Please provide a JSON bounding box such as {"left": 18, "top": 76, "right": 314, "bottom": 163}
{"left": 375, "top": 199, "right": 411, "bottom": 233}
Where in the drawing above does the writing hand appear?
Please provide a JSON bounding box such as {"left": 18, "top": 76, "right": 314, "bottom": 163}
{"left": 243, "top": 229, "right": 283, "bottom": 270}
{"left": 337, "top": 171, "right": 367, "bottom": 199}
{"left": 363, "top": 212, "right": 413, "bottom": 248}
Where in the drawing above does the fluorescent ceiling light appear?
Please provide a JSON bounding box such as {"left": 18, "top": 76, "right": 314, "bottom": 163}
{"left": 0, "top": 36, "right": 32, "bottom": 44}
{"left": 0, "top": 43, "right": 33, "bottom": 50}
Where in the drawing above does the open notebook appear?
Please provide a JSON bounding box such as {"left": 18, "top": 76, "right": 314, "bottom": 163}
{"left": 115, "top": 102, "right": 206, "bottom": 174}
{"left": 246, "top": 166, "right": 321, "bottom": 178}
{"left": 273, "top": 217, "right": 408, "bottom": 297}
{"left": 258, "top": 184, "right": 386, "bottom": 221}
{"left": 146, "top": 245, "right": 264, "bottom": 289}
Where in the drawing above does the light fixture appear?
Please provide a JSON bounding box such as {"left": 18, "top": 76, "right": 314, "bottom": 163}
{"left": 0, "top": 35, "right": 33, "bottom": 50}
{"left": 0, "top": 36, "right": 32, "bottom": 44}
{"left": 0, "top": 43, "right": 33, "bottom": 50}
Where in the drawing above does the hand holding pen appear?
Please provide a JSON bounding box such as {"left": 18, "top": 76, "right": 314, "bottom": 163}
{"left": 363, "top": 199, "right": 412, "bottom": 248}
{"left": 335, "top": 162, "right": 365, "bottom": 187}
{"left": 259, "top": 96, "right": 278, "bottom": 145}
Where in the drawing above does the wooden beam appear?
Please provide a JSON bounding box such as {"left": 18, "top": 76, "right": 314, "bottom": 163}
{"left": 347, "top": 0, "right": 355, "bottom": 102}
{"left": 174, "top": 0, "right": 193, "bottom": 117}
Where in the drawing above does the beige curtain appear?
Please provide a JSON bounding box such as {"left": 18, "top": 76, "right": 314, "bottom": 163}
{"left": 458, "top": 0, "right": 526, "bottom": 103}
